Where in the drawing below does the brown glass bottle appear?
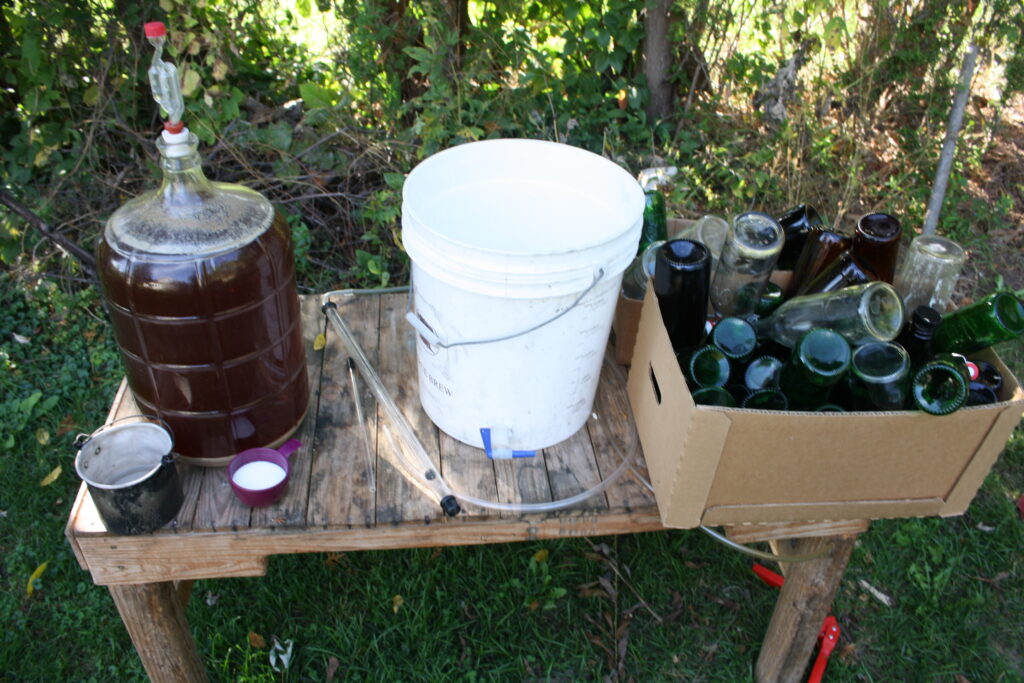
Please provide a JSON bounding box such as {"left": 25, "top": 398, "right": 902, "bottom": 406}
{"left": 789, "top": 227, "right": 852, "bottom": 296}
{"left": 850, "top": 213, "right": 902, "bottom": 284}
{"left": 97, "top": 134, "right": 309, "bottom": 464}
{"left": 800, "top": 250, "right": 878, "bottom": 295}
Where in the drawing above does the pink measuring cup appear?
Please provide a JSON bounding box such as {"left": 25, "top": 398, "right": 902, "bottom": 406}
{"left": 227, "top": 439, "right": 302, "bottom": 507}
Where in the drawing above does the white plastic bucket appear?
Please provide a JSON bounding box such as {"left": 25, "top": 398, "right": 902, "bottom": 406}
{"left": 402, "top": 139, "right": 644, "bottom": 452}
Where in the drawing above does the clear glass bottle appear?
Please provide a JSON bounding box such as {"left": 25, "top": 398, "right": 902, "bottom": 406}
{"left": 710, "top": 212, "right": 784, "bottom": 317}
{"left": 893, "top": 234, "right": 966, "bottom": 313}
{"left": 96, "top": 24, "right": 309, "bottom": 464}
{"left": 931, "top": 291, "right": 1024, "bottom": 354}
{"left": 754, "top": 281, "right": 905, "bottom": 348}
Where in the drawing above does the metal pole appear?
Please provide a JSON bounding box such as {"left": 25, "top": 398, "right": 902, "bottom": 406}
{"left": 922, "top": 43, "right": 979, "bottom": 235}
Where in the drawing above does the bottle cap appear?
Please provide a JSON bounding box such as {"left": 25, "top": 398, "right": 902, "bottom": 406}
{"left": 911, "top": 305, "right": 942, "bottom": 330}
{"left": 144, "top": 21, "right": 166, "bottom": 38}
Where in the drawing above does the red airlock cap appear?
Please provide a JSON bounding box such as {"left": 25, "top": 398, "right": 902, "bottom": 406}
{"left": 144, "top": 22, "right": 166, "bottom": 38}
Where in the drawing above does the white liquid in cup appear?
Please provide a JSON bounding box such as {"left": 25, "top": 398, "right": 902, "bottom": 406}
{"left": 232, "top": 460, "right": 286, "bottom": 490}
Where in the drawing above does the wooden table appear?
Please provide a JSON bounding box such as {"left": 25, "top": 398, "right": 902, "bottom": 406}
{"left": 66, "top": 292, "right": 867, "bottom": 682}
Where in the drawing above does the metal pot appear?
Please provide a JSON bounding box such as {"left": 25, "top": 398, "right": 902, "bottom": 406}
{"left": 74, "top": 417, "right": 183, "bottom": 535}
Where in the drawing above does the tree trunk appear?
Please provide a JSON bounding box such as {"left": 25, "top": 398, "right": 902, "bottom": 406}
{"left": 643, "top": 0, "right": 674, "bottom": 122}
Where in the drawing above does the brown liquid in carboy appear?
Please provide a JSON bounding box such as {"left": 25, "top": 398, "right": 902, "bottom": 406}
{"left": 97, "top": 212, "right": 309, "bottom": 462}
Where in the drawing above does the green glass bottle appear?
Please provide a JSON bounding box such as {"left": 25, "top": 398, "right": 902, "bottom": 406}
{"left": 741, "top": 389, "right": 789, "bottom": 410}
{"left": 932, "top": 292, "right": 1024, "bottom": 354}
{"left": 692, "top": 386, "right": 737, "bottom": 407}
{"left": 743, "top": 355, "right": 784, "bottom": 392}
{"left": 778, "top": 328, "right": 851, "bottom": 410}
{"left": 911, "top": 353, "right": 971, "bottom": 415}
{"left": 638, "top": 190, "right": 667, "bottom": 255}
{"left": 754, "top": 282, "right": 786, "bottom": 317}
{"left": 846, "top": 341, "right": 911, "bottom": 411}
{"left": 680, "top": 345, "right": 731, "bottom": 388}
{"left": 711, "top": 317, "right": 758, "bottom": 363}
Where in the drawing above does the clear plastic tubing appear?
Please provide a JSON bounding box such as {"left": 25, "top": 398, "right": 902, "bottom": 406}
{"left": 320, "top": 289, "right": 636, "bottom": 514}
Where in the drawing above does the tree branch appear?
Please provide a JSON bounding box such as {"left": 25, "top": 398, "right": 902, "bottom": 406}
{"left": 0, "top": 189, "right": 97, "bottom": 275}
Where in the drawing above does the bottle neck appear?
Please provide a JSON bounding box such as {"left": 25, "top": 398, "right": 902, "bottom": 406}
{"left": 157, "top": 147, "right": 213, "bottom": 202}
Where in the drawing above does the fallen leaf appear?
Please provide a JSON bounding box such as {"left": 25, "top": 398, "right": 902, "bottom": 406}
{"left": 1017, "top": 495, "right": 1023, "bottom": 520}
{"left": 857, "top": 579, "right": 894, "bottom": 607}
{"left": 26, "top": 561, "right": 48, "bottom": 597}
{"left": 324, "top": 552, "right": 344, "bottom": 568}
{"left": 975, "top": 522, "right": 995, "bottom": 532}
{"left": 249, "top": 631, "right": 266, "bottom": 649}
{"left": 526, "top": 599, "right": 539, "bottom": 611}
{"left": 533, "top": 549, "right": 549, "bottom": 564}
{"left": 313, "top": 333, "right": 327, "bottom": 351}
{"left": 205, "top": 590, "right": 220, "bottom": 606}
{"left": 974, "top": 571, "right": 1011, "bottom": 584}
{"left": 39, "top": 465, "right": 61, "bottom": 487}
{"left": 55, "top": 415, "right": 75, "bottom": 437}
{"left": 326, "top": 656, "right": 340, "bottom": 682}
{"left": 391, "top": 594, "right": 403, "bottom": 613}
{"left": 12, "top": 333, "right": 29, "bottom": 344}
{"left": 955, "top": 675, "right": 974, "bottom": 683}
{"left": 36, "top": 428, "right": 50, "bottom": 445}
{"left": 0, "top": 510, "right": 7, "bottom": 518}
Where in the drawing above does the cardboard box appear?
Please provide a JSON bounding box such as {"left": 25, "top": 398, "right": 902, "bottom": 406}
{"left": 626, "top": 285, "right": 1024, "bottom": 528}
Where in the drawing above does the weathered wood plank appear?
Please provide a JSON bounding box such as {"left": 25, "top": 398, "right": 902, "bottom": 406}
{"left": 74, "top": 509, "right": 666, "bottom": 584}
{"left": 588, "top": 352, "right": 656, "bottom": 512}
{"left": 438, "top": 432, "right": 498, "bottom": 519}
{"left": 107, "top": 582, "right": 209, "bottom": 683}
{"left": 191, "top": 466, "right": 251, "bottom": 531}
{"left": 374, "top": 294, "right": 443, "bottom": 524}
{"left": 542, "top": 427, "right": 608, "bottom": 512}
{"left": 492, "top": 455, "right": 554, "bottom": 519}
{"left": 724, "top": 519, "right": 871, "bottom": 545}
{"left": 307, "top": 293, "right": 380, "bottom": 528}
{"left": 251, "top": 296, "right": 324, "bottom": 529}
{"left": 755, "top": 534, "right": 858, "bottom": 683}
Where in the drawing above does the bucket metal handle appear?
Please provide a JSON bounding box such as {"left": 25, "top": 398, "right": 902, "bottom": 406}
{"left": 405, "top": 268, "right": 606, "bottom": 350}
{"left": 75, "top": 413, "right": 175, "bottom": 452}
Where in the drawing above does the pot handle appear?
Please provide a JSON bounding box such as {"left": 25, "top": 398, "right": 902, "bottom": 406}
{"left": 277, "top": 439, "right": 302, "bottom": 459}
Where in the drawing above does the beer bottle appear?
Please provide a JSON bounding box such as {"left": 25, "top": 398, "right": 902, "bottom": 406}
{"left": 895, "top": 305, "right": 941, "bottom": 370}
{"left": 775, "top": 204, "right": 825, "bottom": 271}
{"left": 778, "top": 328, "right": 852, "bottom": 410}
{"left": 654, "top": 239, "right": 712, "bottom": 351}
{"left": 910, "top": 353, "right": 972, "bottom": 415}
{"left": 932, "top": 291, "right": 1024, "bottom": 354}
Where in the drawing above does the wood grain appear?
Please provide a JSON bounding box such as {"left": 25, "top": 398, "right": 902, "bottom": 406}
{"left": 374, "top": 294, "right": 443, "bottom": 524}
{"left": 307, "top": 294, "right": 380, "bottom": 528}
{"left": 108, "top": 582, "right": 208, "bottom": 682}
{"left": 755, "top": 534, "right": 858, "bottom": 683}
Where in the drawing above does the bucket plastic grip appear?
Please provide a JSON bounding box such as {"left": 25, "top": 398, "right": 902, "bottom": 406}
{"left": 479, "top": 428, "right": 535, "bottom": 459}
{"left": 406, "top": 268, "right": 606, "bottom": 350}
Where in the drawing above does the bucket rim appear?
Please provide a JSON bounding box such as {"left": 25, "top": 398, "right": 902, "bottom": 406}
{"left": 75, "top": 421, "right": 173, "bottom": 490}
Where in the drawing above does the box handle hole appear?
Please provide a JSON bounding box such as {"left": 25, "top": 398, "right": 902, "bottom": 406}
{"left": 649, "top": 363, "right": 662, "bottom": 405}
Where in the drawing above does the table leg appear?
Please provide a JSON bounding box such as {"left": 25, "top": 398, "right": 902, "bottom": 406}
{"left": 108, "top": 582, "right": 208, "bottom": 683}
{"left": 754, "top": 534, "right": 857, "bottom": 683}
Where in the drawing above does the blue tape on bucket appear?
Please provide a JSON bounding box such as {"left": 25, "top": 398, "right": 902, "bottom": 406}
{"left": 479, "top": 428, "right": 535, "bottom": 460}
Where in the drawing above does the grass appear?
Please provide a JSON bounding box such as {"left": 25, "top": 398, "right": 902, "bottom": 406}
{"left": 1, "top": 265, "right": 1022, "bottom": 681}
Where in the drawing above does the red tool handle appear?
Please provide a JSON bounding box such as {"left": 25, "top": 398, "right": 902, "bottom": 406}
{"left": 752, "top": 562, "right": 785, "bottom": 589}
{"left": 807, "top": 616, "right": 840, "bottom": 683}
